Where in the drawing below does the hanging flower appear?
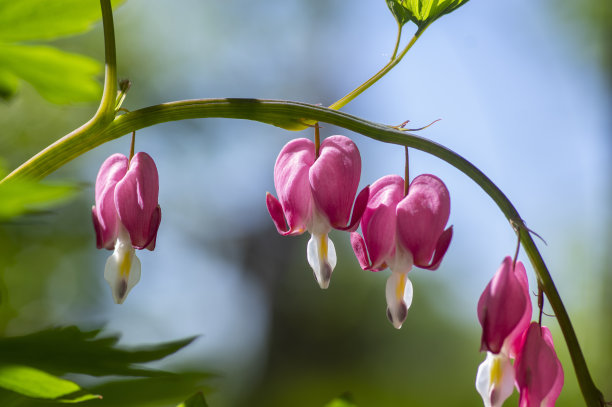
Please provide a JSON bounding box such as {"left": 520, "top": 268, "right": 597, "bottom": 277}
{"left": 266, "top": 135, "right": 369, "bottom": 289}
{"left": 475, "top": 257, "right": 532, "bottom": 407}
{"left": 515, "top": 322, "right": 564, "bottom": 407}
{"left": 350, "top": 174, "right": 452, "bottom": 328}
{"left": 92, "top": 152, "right": 161, "bottom": 304}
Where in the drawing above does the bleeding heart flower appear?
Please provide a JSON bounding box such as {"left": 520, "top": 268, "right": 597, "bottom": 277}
{"left": 92, "top": 152, "right": 161, "bottom": 304}
{"left": 350, "top": 174, "right": 452, "bottom": 328}
{"left": 515, "top": 323, "right": 564, "bottom": 407}
{"left": 266, "top": 135, "right": 369, "bottom": 289}
{"left": 475, "top": 257, "right": 532, "bottom": 407}
{"left": 478, "top": 257, "right": 532, "bottom": 355}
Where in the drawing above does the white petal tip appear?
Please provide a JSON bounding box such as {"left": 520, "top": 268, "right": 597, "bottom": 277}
{"left": 475, "top": 352, "right": 516, "bottom": 407}
{"left": 104, "top": 241, "right": 141, "bottom": 305}
{"left": 111, "top": 278, "right": 128, "bottom": 304}
{"left": 386, "top": 305, "right": 407, "bottom": 329}
{"left": 314, "top": 262, "right": 333, "bottom": 289}
{"left": 385, "top": 272, "right": 413, "bottom": 329}
{"left": 307, "top": 234, "right": 336, "bottom": 290}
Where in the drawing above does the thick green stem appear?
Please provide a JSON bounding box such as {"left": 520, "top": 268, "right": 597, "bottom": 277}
{"left": 16, "top": 0, "right": 119, "bottom": 186}
{"left": 0, "top": 98, "right": 605, "bottom": 405}
{"left": 96, "top": 0, "right": 117, "bottom": 121}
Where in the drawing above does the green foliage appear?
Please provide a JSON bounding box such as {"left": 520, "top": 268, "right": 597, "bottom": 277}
{"left": 386, "top": 0, "right": 469, "bottom": 30}
{"left": 0, "top": 44, "right": 102, "bottom": 104}
{"left": 0, "top": 326, "right": 211, "bottom": 406}
{"left": 324, "top": 393, "right": 357, "bottom": 407}
{"left": 84, "top": 375, "right": 212, "bottom": 407}
{"left": 0, "top": 0, "right": 123, "bottom": 42}
{"left": 0, "top": 326, "right": 197, "bottom": 377}
{"left": 0, "top": 0, "right": 124, "bottom": 103}
{"left": 0, "top": 364, "right": 100, "bottom": 403}
{"left": 176, "top": 392, "right": 209, "bottom": 407}
{"left": 0, "top": 176, "right": 77, "bottom": 220}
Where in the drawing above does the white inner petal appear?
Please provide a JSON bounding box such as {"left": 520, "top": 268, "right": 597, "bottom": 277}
{"left": 388, "top": 244, "right": 414, "bottom": 275}
{"left": 104, "top": 227, "right": 142, "bottom": 304}
{"left": 385, "top": 271, "right": 414, "bottom": 329}
{"left": 307, "top": 233, "right": 336, "bottom": 289}
{"left": 475, "top": 352, "right": 515, "bottom": 407}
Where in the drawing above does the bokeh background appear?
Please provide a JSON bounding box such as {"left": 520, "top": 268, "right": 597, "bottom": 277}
{"left": 0, "top": 0, "right": 610, "bottom": 406}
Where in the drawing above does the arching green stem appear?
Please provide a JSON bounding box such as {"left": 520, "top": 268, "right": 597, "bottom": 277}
{"left": 0, "top": 98, "right": 606, "bottom": 406}
{"left": 66, "top": 0, "right": 118, "bottom": 147}
{"left": 96, "top": 0, "right": 118, "bottom": 121}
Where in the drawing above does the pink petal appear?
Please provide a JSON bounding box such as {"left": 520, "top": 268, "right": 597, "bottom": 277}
{"left": 477, "top": 257, "right": 531, "bottom": 354}
{"left": 360, "top": 175, "right": 404, "bottom": 270}
{"left": 419, "top": 226, "right": 453, "bottom": 270}
{"left": 266, "top": 192, "right": 299, "bottom": 236}
{"left": 144, "top": 205, "right": 162, "bottom": 251}
{"left": 337, "top": 185, "right": 370, "bottom": 232}
{"left": 115, "top": 152, "right": 161, "bottom": 250}
{"left": 310, "top": 135, "right": 361, "bottom": 229}
{"left": 273, "top": 138, "right": 315, "bottom": 234}
{"left": 92, "top": 153, "right": 129, "bottom": 249}
{"left": 508, "top": 261, "right": 533, "bottom": 357}
{"left": 541, "top": 327, "right": 564, "bottom": 407}
{"left": 516, "top": 323, "right": 564, "bottom": 407}
{"left": 350, "top": 231, "right": 388, "bottom": 272}
{"left": 396, "top": 174, "right": 451, "bottom": 268}
{"left": 350, "top": 232, "right": 372, "bottom": 270}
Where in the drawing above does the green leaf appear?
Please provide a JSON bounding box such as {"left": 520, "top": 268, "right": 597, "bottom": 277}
{"left": 0, "top": 0, "right": 124, "bottom": 42}
{"left": 386, "top": 0, "right": 413, "bottom": 27}
{"left": 0, "top": 364, "right": 100, "bottom": 403}
{"left": 87, "top": 374, "right": 212, "bottom": 407}
{"left": 0, "top": 43, "right": 101, "bottom": 104}
{"left": 324, "top": 393, "right": 358, "bottom": 407}
{"left": 0, "top": 326, "right": 198, "bottom": 377}
{"left": 0, "top": 0, "right": 125, "bottom": 103}
{"left": 0, "top": 177, "right": 77, "bottom": 220}
{"left": 0, "top": 68, "right": 19, "bottom": 99}
{"left": 386, "top": 0, "right": 469, "bottom": 29}
{"left": 176, "top": 391, "right": 209, "bottom": 407}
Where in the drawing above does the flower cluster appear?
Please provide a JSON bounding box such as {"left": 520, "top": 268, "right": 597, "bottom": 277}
{"left": 266, "top": 135, "right": 453, "bottom": 328}
{"left": 92, "top": 152, "right": 161, "bottom": 304}
{"left": 476, "top": 257, "right": 563, "bottom": 406}
{"left": 91, "top": 134, "right": 568, "bottom": 405}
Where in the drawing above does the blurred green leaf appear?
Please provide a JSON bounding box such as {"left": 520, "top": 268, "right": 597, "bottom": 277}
{"left": 0, "top": 0, "right": 124, "bottom": 42}
{"left": 324, "top": 393, "right": 357, "bottom": 407}
{"left": 0, "top": 0, "right": 125, "bottom": 103}
{"left": 385, "top": 0, "right": 469, "bottom": 29}
{"left": 0, "top": 364, "right": 100, "bottom": 403}
{"left": 176, "top": 391, "right": 209, "bottom": 407}
{"left": 0, "top": 68, "right": 19, "bottom": 99}
{"left": 0, "top": 177, "right": 77, "bottom": 220}
{"left": 0, "top": 326, "right": 198, "bottom": 377}
{"left": 84, "top": 374, "right": 213, "bottom": 407}
{"left": 0, "top": 44, "right": 101, "bottom": 104}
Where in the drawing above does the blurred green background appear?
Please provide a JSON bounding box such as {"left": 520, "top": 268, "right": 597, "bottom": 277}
{"left": 0, "top": 0, "right": 610, "bottom": 406}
